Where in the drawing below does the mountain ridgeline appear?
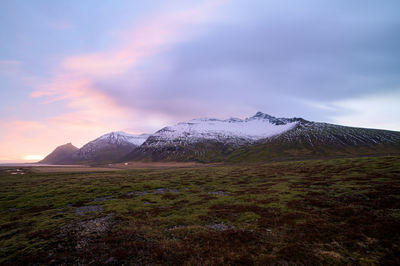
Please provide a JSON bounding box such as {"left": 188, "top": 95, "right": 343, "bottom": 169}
{"left": 41, "top": 112, "right": 400, "bottom": 164}
{"left": 40, "top": 132, "right": 149, "bottom": 165}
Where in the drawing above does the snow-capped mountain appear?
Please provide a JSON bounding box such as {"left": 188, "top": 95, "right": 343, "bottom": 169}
{"left": 69, "top": 131, "right": 150, "bottom": 163}
{"left": 123, "top": 112, "right": 400, "bottom": 162}
{"left": 143, "top": 112, "right": 303, "bottom": 147}
{"left": 95, "top": 131, "right": 150, "bottom": 147}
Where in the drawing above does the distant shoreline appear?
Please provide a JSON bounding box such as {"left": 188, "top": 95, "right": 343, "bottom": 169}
{"left": 0, "top": 163, "right": 88, "bottom": 167}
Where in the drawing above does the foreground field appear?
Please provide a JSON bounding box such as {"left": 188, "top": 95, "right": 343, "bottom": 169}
{"left": 1, "top": 156, "right": 399, "bottom": 265}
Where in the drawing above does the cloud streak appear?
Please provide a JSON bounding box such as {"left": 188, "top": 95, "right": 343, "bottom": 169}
{"left": 32, "top": 0, "right": 227, "bottom": 107}
{"left": 328, "top": 91, "right": 400, "bottom": 131}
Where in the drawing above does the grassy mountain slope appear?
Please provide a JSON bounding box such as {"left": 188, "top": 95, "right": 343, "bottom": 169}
{"left": 228, "top": 122, "right": 400, "bottom": 162}
{"left": 121, "top": 140, "right": 235, "bottom": 163}
{"left": 69, "top": 144, "right": 136, "bottom": 165}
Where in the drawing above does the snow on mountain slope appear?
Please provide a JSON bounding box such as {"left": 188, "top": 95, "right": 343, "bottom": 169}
{"left": 97, "top": 131, "right": 150, "bottom": 146}
{"left": 144, "top": 112, "right": 301, "bottom": 147}
{"left": 72, "top": 131, "right": 150, "bottom": 161}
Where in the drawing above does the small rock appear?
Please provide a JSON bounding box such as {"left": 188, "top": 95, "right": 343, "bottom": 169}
{"left": 208, "top": 222, "right": 235, "bottom": 231}
{"left": 208, "top": 191, "right": 230, "bottom": 196}
{"left": 136, "top": 191, "right": 148, "bottom": 196}
{"left": 168, "top": 225, "right": 186, "bottom": 231}
{"left": 153, "top": 188, "right": 179, "bottom": 194}
{"left": 93, "top": 196, "right": 113, "bottom": 202}
{"left": 75, "top": 205, "right": 103, "bottom": 216}
{"left": 105, "top": 257, "right": 116, "bottom": 264}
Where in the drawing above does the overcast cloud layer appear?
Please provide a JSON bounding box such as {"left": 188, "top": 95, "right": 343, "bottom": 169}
{"left": 0, "top": 0, "right": 399, "bottom": 162}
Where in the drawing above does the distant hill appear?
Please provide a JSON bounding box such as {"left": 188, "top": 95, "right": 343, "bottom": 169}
{"left": 122, "top": 112, "right": 400, "bottom": 162}
{"left": 41, "top": 132, "right": 150, "bottom": 165}
{"left": 39, "top": 143, "right": 78, "bottom": 164}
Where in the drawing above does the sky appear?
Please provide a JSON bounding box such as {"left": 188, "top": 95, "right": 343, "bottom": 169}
{"left": 1, "top": 0, "right": 400, "bottom": 162}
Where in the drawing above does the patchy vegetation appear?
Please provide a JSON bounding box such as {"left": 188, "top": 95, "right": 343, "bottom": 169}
{"left": 1, "top": 156, "right": 400, "bottom": 264}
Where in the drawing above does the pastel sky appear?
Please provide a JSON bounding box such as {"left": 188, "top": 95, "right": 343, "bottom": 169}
{"left": 1, "top": 0, "right": 400, "bottom": 162}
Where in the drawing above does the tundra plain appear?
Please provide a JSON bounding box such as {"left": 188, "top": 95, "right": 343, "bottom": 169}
{"left": 1, "top": 156, "right": 399, "bottom": 265}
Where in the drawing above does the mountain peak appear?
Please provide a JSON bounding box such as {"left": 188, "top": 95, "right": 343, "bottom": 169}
{"left": 252, "top": 112, "right": 275, "bottom": 119}
{"left": 101, "top": 131, "right": 126, "bottom": 137}
{"left": 62, "top": 142, "right": 75, "bottom": 147}
{"left": 249, "top": 112, "right": 288, "bottom": 125}
{"left": 95, "top": 131, "right": 150, "bottom": 146}
{"left": 250, "top": 112, "right": 308, "bottom": 125}
{"left": 57, "top": 142, "right": 77, "bottom": 149}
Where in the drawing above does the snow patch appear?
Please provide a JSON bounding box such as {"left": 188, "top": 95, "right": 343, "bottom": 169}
{"left": 146, "top": 113, "right": 299, "bottom": 146}
{"left": 97, "top": 131, "right": 150, "bottom": 146}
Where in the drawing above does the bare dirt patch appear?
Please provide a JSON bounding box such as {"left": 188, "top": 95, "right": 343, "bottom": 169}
{"left": 108, "top": 161, "right": 216, "bottom": 169}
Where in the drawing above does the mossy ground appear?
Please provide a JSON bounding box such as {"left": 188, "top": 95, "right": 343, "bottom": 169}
{"left": 1, "top": 156, "right": 400, "bottom": 265}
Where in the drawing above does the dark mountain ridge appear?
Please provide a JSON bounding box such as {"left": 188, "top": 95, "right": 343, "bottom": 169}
{"left": 39, "top": 143, "right": 78, "bottom": 164}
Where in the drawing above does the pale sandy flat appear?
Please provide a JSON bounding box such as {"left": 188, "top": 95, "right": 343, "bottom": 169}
{"left": 30, "top": 166, "right": 121, "bottom": 173}
{"left": 25, "top": 162, "right": 214, "bottom": 173}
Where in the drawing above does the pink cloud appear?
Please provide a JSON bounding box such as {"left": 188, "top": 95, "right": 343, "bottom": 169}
{"left": 1, "top": 1, "right": 228, "bottom": 162}
{"left": 61, "top": 1, "right": 227, "bottom": 77}
{"left": 32, "top": 0, "right": 228, "bottom": 105}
